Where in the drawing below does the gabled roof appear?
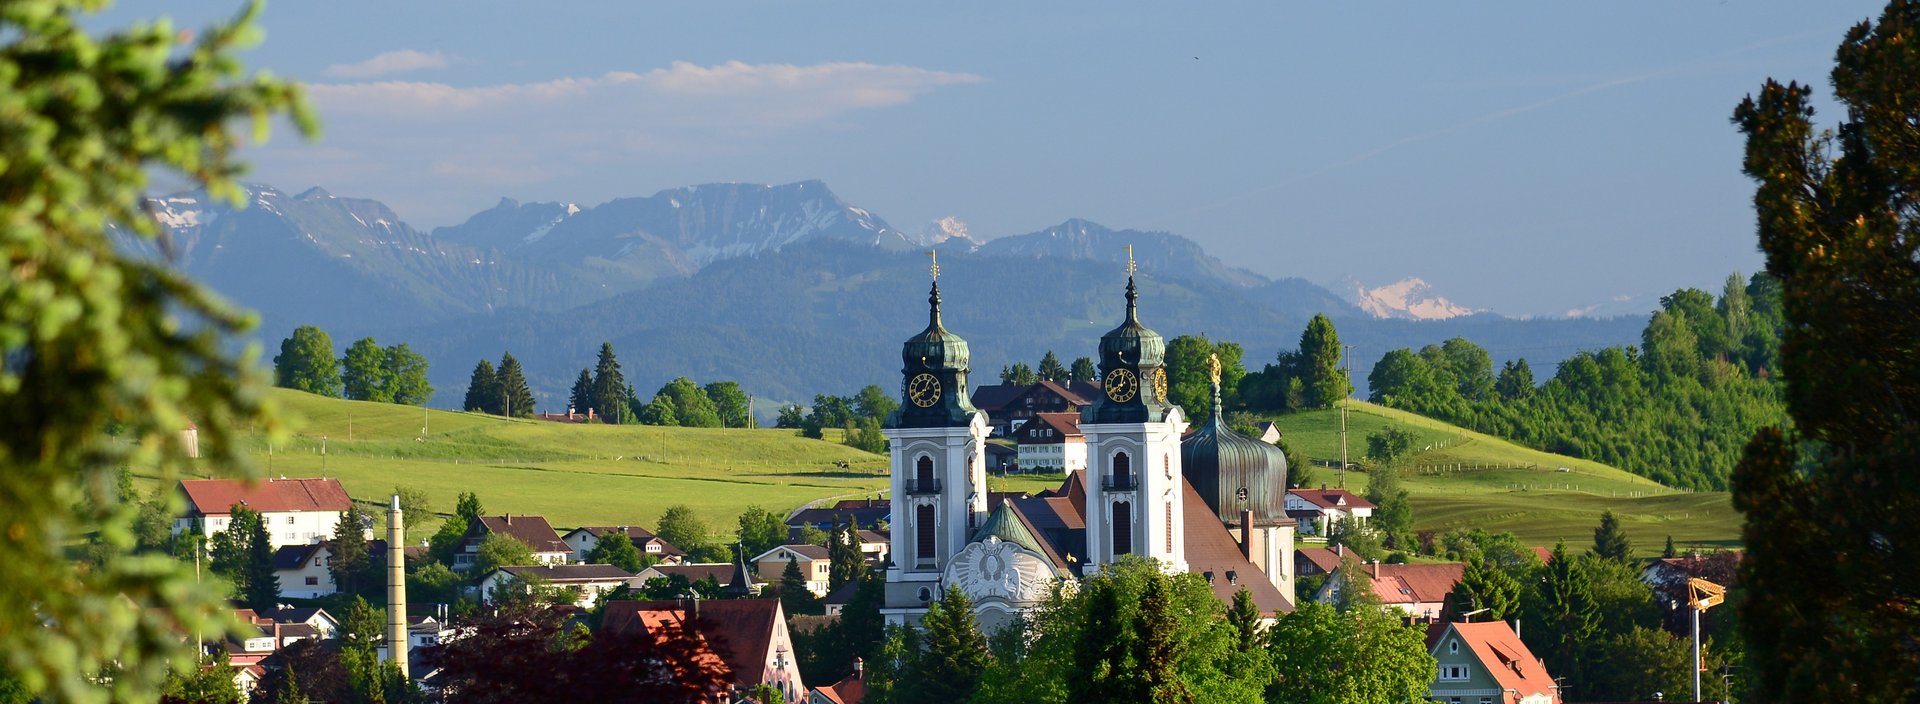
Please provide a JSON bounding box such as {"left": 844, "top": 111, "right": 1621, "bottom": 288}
{"left": 1295, "top": 547, "right": 1342, "bottom": 575}
{"left": 855, "top": 530, "right": 889, "bottom": 544}
{"left": 1032, "top": 380, "right": 1101, "bottom": 407}
{"left": 476, "top": 515, "right": 571, "bottom": 554}
{"left": 1017, "top": 412, "right": 1083, "bottom": 440}
{"left": 272, "top": 544, "right": 324, "bottom": 570}
{"left": 755, "top": 544, "right": 830, "bottom": 562}
{"left": 1354, "top": 562, "right": 1466, "bottom": 605}
{"left": 969, "top": 383, "right": 1027, "bottom": 412}
{"left": 1286, "top": 487, "right": 1376, "bottom": 510}
{"left": 492, "top": 564, "right": 637, "bottom": 583}
{"left": 815, "top": 672, "right": 869, "bottom": 704}
{"left": 566, "top": 526, "right": 689, "bottom": 556}
{"left": 1434, "top": 621, "right": 1557, "bottom": 702}
{"left": 179, "top": 478, "right": 353, "bottom": 515}
{"left": 265, "top": 607, "right": 335, "bottom": 626}
{"left": 603, "top": 599, "right": 787, "bottom": 688}
{"left": 1181, "top": 480, "right": 1293, "bottom": 614}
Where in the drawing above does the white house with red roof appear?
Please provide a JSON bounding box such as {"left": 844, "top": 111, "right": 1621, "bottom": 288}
{"left": 1012, "top": 412, "right": 1087, "bottom": 473}
{"left": 1316, "top": 560, "right": 1466, "bottom": 620}
{"left": 602, "top": 599, "right": 806, "bottom": 704}
{"left": 1427, "top": 620, "right": 1560, "bottom": 703}
{"left": 454, "top": 515, "right": 572, "bottom": 570}
{"left": 174, "top": 478, "right": 358, "bottom": 549}
{"left": 1285, "top": 486, "right": 1375, "bottom": 538}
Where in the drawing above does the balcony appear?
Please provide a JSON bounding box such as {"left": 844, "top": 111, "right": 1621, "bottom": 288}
{"left": 905, "top": 478, "right": 943, "bottom": 495}
{"left": 1102, "top": 474, "right": 1137, "bottom": 491}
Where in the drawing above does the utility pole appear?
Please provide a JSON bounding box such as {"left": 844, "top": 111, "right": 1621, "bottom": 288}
{"left": 1339, "top": 344, "right": 1354, "bottom": 487}
{"left": 1689, "top": 578, "right": 1727, "bottom": 703}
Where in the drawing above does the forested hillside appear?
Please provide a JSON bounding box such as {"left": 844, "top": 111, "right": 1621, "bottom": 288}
{"left": 1364, "top": 273, "right": 1788, "bottom": 490}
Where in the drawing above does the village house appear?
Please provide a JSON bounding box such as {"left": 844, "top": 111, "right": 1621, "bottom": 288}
{"left": 1316, "top": 560, "right": 1466, "bottom": 620}
{"left": 753, "top": 545, "right": 832, "bottom": 596}
{"left": 263, "top": 608, "right": 340, "bottom": 640}
{"left": 970, "top": 380, "right": 1102, "bottom": 437}
{"left": 453, "top": 515, "right": 572, "bottom": 570}
{"left": 1285, "top": 486, "right": 1375, "bottom": 538}
{"left": 271, "top": 541, "right": 386, "bottom": 599}
{"left": 1012, "top": 412, "right": 1087, "bottom": 473}
{"left": 809, "top": 659, "right": 868, "bottom": 704}
{"left": 1427, "top": 620, "right": 1560, "bottom": 704}
{"left": 173, "top": 477, "right": 359, "bottom": 549}
{"left": 786, "top": 499, "right": 891, "bottom": 535}
{"left": 477, "top": 564, "right": 642, "bottom": 609}
{"left": 853, "top": 529, "right": 891, "bottom": 565}
{"left": 561, "top": 525, "right": 687, "bottom": 565}
{"left": 602, "top": 600, "right": 808, "bottom": 704}
{"left": 1294, "top": 545, "right": 1346, "bottom": 579}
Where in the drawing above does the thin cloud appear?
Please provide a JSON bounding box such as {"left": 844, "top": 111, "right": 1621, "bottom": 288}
{"left": 324, "top": 50, "right": 454, "bottom": 79}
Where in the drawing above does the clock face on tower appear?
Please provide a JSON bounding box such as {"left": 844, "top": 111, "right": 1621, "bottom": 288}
{"left": 908, "top": 373, "right": 943, "bottom": 407}
{"left": 1104, "top": 368, "right": 1138, "bottom": 403}
{"left": 1150, "top": 368, "right": 1168, "bottom": 402}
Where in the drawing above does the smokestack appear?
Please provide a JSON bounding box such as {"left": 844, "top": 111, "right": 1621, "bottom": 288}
{"left": 1370, "top": 560, "right": 1380, "bottom": 579}
{"left": 387, "top": 495, "right": 409, "bottom": 678}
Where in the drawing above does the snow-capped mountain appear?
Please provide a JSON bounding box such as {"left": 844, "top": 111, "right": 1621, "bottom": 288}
{"left": 1345, "top": 277, "right": 1483, "bottom": 320}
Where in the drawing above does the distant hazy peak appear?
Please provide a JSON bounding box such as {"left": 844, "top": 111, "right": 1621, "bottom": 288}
{"left": 1345, "top": 276, "right": 1482, "bottom": 320}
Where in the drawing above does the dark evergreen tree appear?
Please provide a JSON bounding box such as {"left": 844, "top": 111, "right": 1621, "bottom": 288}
{"left": 1037, "top": 350, "right": 1067, "bottom": 382}
{"left": 1445, "top": 557, "right": 1521, "bottom": 621}
{"left": 497, "top": 352, "right": 535, "bottom": 418}
{"left": 456, "top": 492, "right": 484, "bottom": 523}
{"left": 241, "top": 508, "right": 279, "bottom": 611}
{"left": 590, "top": 342, "right": 627, "bottom": 422}
{"left": 1524, "top": 541, "right": 1598, "bottom": 699}
{"left": 827, "top": 518, "right": 869, "bottom": 591}
{"left": 1591, "top": 510, "right": 1632, "bottom": 562}
{"left": 568, "top": 369, "right": 593, "bottom": 415}
{"left": 1494, "top": 358, "right": 1535, "bottom": 401}
{"left": 463, "top": 359, "right": 499, "bottom": 414}
{"left": 778, "top": 556, "right": 819, "bottom": 616}
{"left": 327, "top": 503, "right": 372, "bottom": 596}
{"left": 1070, "top": 356, "right": 1098, "bottom": 383}
{"left": 1069, "top": 579, "right": 1133, "bottom": 703}
{"left": 1134, "top": 573, "right": 1193, "bottom": 703}
{"left": 1226, "top": 588, "right": 1262, "bottom": 654}
{"left": 1663, "top": 535, "right": 1677, "bottom": 559}
{"left": 913, "top": 586, "right": 989, "bottom": 702}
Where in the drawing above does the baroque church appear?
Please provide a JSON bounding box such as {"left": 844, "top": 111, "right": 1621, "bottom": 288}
{"left": 879, "top": 254, "right": 1297, "bottom": 629}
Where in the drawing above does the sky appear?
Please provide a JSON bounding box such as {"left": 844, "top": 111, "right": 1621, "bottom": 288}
{"left": 113, "top": 0, "right": 1884, "bottom": 317}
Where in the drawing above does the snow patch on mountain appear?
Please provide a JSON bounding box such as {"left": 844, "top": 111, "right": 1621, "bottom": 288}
{"left": 1346, "top": 277, "right": 1482, "bottom": 320}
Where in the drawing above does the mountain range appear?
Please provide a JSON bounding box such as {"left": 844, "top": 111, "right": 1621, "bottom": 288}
{"left": 126, "top": 180, "right": 1648, "bottom": 411}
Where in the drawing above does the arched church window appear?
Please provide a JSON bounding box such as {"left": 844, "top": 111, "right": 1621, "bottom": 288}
{"left": 1112, "top": 451, "right": 1132, "bottom": 490}
{"left": 916, "top": 455, "right": 935, "bottom": 489}
{"left": 1112, "top": 502, "right": 1132, "bottom": 556}
{"left": 916, "top": 504, "right": 936, "bottom": 566}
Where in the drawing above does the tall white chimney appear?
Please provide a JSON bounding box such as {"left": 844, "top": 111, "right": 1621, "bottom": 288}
{"left": 387, "top": 495, "right": 409, "bottom": 678}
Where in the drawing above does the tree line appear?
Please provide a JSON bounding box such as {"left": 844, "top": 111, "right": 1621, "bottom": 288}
{"left": 461, "top": 341, "right": 755, "bottom": 428}
{"left": 1364, "top": 273, "right": 1789, "bottom": 490}
{"left": 775, "top": 385, "right": 896, "bottom": 454}
{"left": 273, "top": 325, "right": 434, "bottom": 405}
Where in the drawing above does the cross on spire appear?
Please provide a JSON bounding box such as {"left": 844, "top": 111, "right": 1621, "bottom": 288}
{"left": 1126, "top": 244, "right": 1136, "bottom": 276}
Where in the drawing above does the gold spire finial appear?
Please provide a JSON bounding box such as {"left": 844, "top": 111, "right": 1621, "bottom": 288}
{"left": 1125, "top": 244, "right": 1136, "bottom": 276}
{"left": 1208, "top": 352, "right": 1221, "bottom": 385}
{"left": 929, "top": 249, "right": 940, "bottom": 281}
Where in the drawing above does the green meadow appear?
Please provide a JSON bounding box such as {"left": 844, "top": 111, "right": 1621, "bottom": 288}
{"left": 144, "top": 390, "right": 1742, "bottom": 555}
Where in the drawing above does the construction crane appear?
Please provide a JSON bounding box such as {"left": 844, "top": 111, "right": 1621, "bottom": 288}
{"left": 1688, "top": 577, "right": 1726, "bottom": 703}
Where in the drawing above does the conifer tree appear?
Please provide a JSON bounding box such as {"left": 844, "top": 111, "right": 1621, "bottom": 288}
{"left": 1298, "top": 314, "right": 1352, "bottom": 409}
{"left": 1226, "top": 587, "right": 1263, "bottom": 654}
{"left": 1446, "top": 558, "right": 1521, "bottom": 621}
{"left": 779, "top": 556, "right": 818, "bottom": 616}
{"left": 456, "top": 492, "right": 485, "bottom": 523}
{"left": 1525, "top": 541, "right": 1598, "bottom": 698}
{"left": 1591, "top": 510, "right": 1632, "bottom": 562}
{"left": 241, "top": 509, "right": 280, "bottom": 612}
{"left": 1070, "top": 356, "right": 1098, "bottom": 383}
{"left": 568, "top": 368, "right": 593, "bottom": 414}
{"left": 914, "top": 586, "right": 990, "bottom": 702}
{"left": 463, "top": 359, "right": 499, "bottom": 413}
{"left": 1037, "top": 351, "right": 1067, "bottom": 381}
{"left": 1134, "top": 573, "right": 1194, "bottom": 703}
{"left": 1663, "top": 535, "right": 1677, "bottom": 559}
{"left": 327, "top": 503, "right": 372, "bottom": 596}
{"left": 590, "top": 342, "right": 629, "bottom": 423}
{"left": 497, "top": 352, "right": 535, "bottom": 418}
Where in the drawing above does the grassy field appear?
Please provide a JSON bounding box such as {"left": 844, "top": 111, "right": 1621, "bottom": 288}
{"left": 140, "top": 389, "right": 892, "bottom": 542}
{"left": 1265, "top": 401, "right": 1742, "bottom": 555}
{"left": 142, "top": 390, "right": 1743, "bottom": 556}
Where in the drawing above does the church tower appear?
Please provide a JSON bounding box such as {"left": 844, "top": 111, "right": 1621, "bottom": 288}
{"left": 1080, "top": 249, "right": 1188, "bottom": 574}
{"left": 882, "top": 253, "right": 990, "bottom": 614}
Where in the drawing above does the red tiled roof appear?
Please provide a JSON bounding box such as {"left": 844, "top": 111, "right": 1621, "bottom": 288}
{"left": 1360, "top": 562, "right": 1466, "bottom": 605}
{"left": 604, "top": 599, "right": 785, "bottom": 688}
{"left": 477, "top": 515, "right": 570, "bottom": 554}
{"left": 1437, "top": 621, "right": 1557, "bottom": 703}
{"left": 815, "top": 672, "right": 869, "bottom": 704}
{"left": 1296, "top": 547, "right": 1342, "bottom": 575}
{"left": 1287, "top": 487, "right": 1376, "bottom": 510}
{"left": 179, "top": 478, "right": 352, "bottom": 515}
{"left": 1530, "top": 546, "right": 1554, "bottom": 564}
{"left": 1019, "top": 412, "right": 1083, "bottom": 440}
{"left": 1182, "top": 480, "right": 1293, "bottom": 614}
{"left": 600, "top": 601, "right": 733, "bottom": 685}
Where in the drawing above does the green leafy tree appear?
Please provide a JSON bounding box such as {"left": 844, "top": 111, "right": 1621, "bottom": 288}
{"left": 656, "top": 505, "right": 717, "bottom": 562}
{"left": 638, "top": 392, "right": 678, "bottom": 426}
{"left": 1328, "top": 555, "right": 1383, "bottom": 612}
{"left": 1298, "top": 314, "right": 1352, "bottom": 409}
{"left": 1729, "top": 5, "right": 1920, "bottom": 698}
{"left": 1364, "top": 427, "right": 1415, "bottom": 466}
{"left": 844, "top": 416, "right": 887, "bottom": 454}
{"left": 392, "top": 485, "right": 430, "bottom": 534}
{"left": 1036, "top": 350, "right": 1067, "bottom": 381}
{"left": 497, "top": 352, "right": 535, "bottom": 418}
{"left": 1266, "top": 601, "right": 1437, "bottom": 704}
{"left": 585, "top": 532, "right": 643, "bottom": 572}
{"left": 328, "top": 503, "right": 372, "bottom": 596}
{"left": 778, "top": 556, "right": 820, "bottom": 616}
{"left": 852, "top": 384, "right": 898, "bottom": 423}
{"left": 776, "top": 404, "right": 805, "bottom": 428}
{"left": 736, "top": 505, "right": 789, "bottom": 560}
{"left": 463, "top": 359, "right": 500, "bottom": 414}
{"left": 1592, "top": 509, "right": 1632, "bottom": 562}
{"left": 161, "top": 652, "right": 245, "bottom": 704}
{"left": 276, "top": 325, "right": 343, "bottom": 396}
{"left": 1364, "top": 464, "right": 1413, "bottom": 549}
{"left": 656, "top": 377, "right": 720, "bottom": 427}
{"left": 382, "top": 342, "right": 432, "bottom": 406}
{"left": 704, "top": 381, "right": 752, "bottom": 428}
{"left": 407, "top": 561, "right": 463, "bottom": 606}
{"left": 340, "top": 336, "right": 392, "bottom": 402}
{"left": 1070, "top": 356, "right": 1098, "bottom": 383}
{"left": 1583, "top": 626, "right": 1729, "bottom": 703}
{"left": 1445, "top": 558, "right": 1522, "bottom": 621}
{"left": 474, "top": 532, "right": 535, "bottom": 576}
{"left": 999, "top": 363, "right": 1037, "bottom": 386}
{"left": 1165, "top": 335, "right": 1247, "bottom": 413}
{"left": 427, "top": 512, "right": 472, "bottom": 567}
{"left": 568, "top": 369, "right": 593, "bottom": 415}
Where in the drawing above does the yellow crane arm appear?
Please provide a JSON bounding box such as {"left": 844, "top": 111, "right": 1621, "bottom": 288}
{"left": 1688, "top": 577, "right": 1726, "bottom": 611}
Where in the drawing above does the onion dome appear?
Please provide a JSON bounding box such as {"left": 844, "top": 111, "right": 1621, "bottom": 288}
{"left": 1087, "top": 252, "right": 1175, "bottom": 424}
{"left": 1097, "top": 276, "right": 1165, "bottom": 369}
{"left": 891, "top": 256, "right": 980, "bottom": 429}
{"left": 1181, "top": 374, "right": 1289, "bottom": 523}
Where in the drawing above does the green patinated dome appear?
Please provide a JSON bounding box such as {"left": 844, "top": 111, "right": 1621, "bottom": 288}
{"left": 1098, "top": 277, "right": 1164, "bottom": 368}
{"left": 972, "top": 500, "right": 1046, "bottom": 555}
{"left": 1181, "top": 382, "right": 1289, "bottom": 523}
{"left": 902, "top": 281, "right": 970, "bottom": 372}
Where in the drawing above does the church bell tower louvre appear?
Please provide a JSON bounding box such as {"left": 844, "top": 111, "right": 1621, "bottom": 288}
{"left": 882, "top": 252, "right": 990, "bottom": 611}
{"left": 1080, "top": 246, "right": 1188, "bottom": 574}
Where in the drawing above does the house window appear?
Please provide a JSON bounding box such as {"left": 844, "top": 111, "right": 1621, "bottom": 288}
{"left": 287, "top": 516, "right": 295, "bottom": 524}
{"left": 1438, "top": 664, "right": 1468, "bottom": 680}
{"left": 1111, "top": 502, "right": 1132, "bottom": 556}
{"left": 1449, "top": 639, "right": 1459, "bottom": 653}
{"left": 305, "top": 576, "right": 318, "bottom": 586}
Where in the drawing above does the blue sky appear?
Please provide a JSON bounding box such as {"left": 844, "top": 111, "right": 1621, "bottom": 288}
{"left": 117, "top": 1, "right": 1882, "bottom": 317}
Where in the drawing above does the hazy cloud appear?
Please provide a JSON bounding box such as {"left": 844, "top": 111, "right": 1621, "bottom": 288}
{"left": 324, "top": 50, "right": 454, "bottom": 78}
